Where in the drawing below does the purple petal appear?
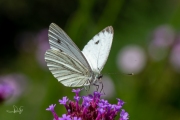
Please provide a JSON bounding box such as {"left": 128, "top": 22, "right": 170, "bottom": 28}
{"left": 101, "top": 99, "right": 109, "bottom": 105}
{"left": 93, "top": 91, "right": 101, "bottom": 99}
{"left": 74, "top": 96, "right": 81, "bottom": 102}
{"left": 98, "top": 103, "right": 104, "bottom": 107}
{"left": 98, "top": 108, "right": 105, "bottom": 114}
{"left": 82, "top": 96, "right": 92, "bottom": 102}
{"left": 46, "top": 104, "right": 56, "bottom": 111}
{"left": 120, "top": 109, "right": 129, "bottom": 120}
{"left": 73, "top": 117, "right": 82, "bottom": 120}
{"left": 72, "top": 88, "right": 81, "bottom": 96}
{"left": 46, "top": 104, "right": 59, "bottom": 120}
{"left": 117, "top": 98, "right": 125, "bottom": 106}
{"left": 59, "top": 96, "right": 69, "bottom": 105}
{"left": 83, "top": 101, "right": 90, "bottom": 108}
{"left": 115, "top": 105, "right": 122, "bottom": 111}
{"left": 59, "top": 114, "right": 71, "bottom": 120}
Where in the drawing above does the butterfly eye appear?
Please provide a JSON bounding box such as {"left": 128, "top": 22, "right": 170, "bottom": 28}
{"left": 97, "top": 75, "right": 103, "bottom": 79}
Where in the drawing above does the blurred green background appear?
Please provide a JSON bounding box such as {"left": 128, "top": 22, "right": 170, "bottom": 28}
{"left": 0, "top": 0, "right": 180, "bottom": 120}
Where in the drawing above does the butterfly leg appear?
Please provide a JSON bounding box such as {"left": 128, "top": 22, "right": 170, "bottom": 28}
{"left": 100, "top": 81, "right": 105, "bottom": 95}
{"left": 83, "top": 86, "right": 88, "bottom": 91}
{"left": 83, "top": 79, "right": 91, "bottom": 92}
{"left": 93, "top": 83, "right": 99, "bottom": 91}
{"left": 85, "top": 85, "right": 91, "bottom": 91}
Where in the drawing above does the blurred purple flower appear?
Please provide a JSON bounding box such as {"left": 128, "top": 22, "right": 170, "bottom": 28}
{"left": 46, "top": 89, "right": 129, "bottom": 120}
{"left": 152, "top": 25, "right": 174, "bottom": 48}
{"left": 35, "top": 29, "right": 49, "bottom": 69}
{"left": 119, "top": 109, "right": 129, "bottom": 120}
{"left": 148, "top": 25, "right": 175, "bottom": 61}
{"left": 117, "top": 45, "right": 146, "bottom": 74}
{"left": 0, "top": 74, "right": 27, "bottom": 104}
{"left": 170, "top": 41, "right": 180, "bottom": 72}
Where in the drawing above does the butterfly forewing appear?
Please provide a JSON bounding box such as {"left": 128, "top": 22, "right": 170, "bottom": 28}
{"left": 45, "top": 49, "right": 90, "bottom": 87}
{"left": 82, "top": 26, "right": 113, "bottom": 73}
{"left": 48, "top": 23, "right": 91, "bottom": 72}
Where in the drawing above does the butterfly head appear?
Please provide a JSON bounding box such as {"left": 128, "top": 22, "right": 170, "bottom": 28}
{"left": 97, "top": 74, "right": 103, "bottom": 80}
{"left": 94, "top": 74, "right": 103, "bottom": 83}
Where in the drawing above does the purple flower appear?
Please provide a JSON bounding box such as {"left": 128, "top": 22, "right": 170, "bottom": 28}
{"left": 0, "top": 74, "right": 27, "bottom": 103}
{"left": 74, "top": 96, "right": 81, "bottom": 102}
{"left": 35, "top": 29, "right": 49, "bottom": 68}
{"left": 120, "top": 109, "right": 129, "bottom": 120}
{"left": 100, "top": 99, "right": 109, "bottom": 105}
{"left": 59, "top": 114, "right": 71, "bottom": 120}
{"left": 170, "top": 42, "right": 180, "bottom": 72}
{"left": 93, "top": 91, "right": 101, "bottom": 99}
{"left": 47, "top": 88, "right": 129, "bottom": 120}
{"left": 59, "top": 96, "right": 69, "bottom": 105}
{"left": 0, "top": 83, "right": 13, "bottom": 102}
{"left": 98, "top": 107, "right": 105, "bottom": 114}
{"left": 72, "top": 117, "right": 81, "bottom": 120}
{"left": 115, "top": 104, "right": 122, "bottom": 111}
{"left": 117, "top": 98, "right": 125, "bottom": 106}
{"left": 72, "top": 89, "right": 81, "bottom": 96}
{"left": 82, "top": 96, "right": 92, "bottom": 102}
{"left": 46, "top": 104, "right": 56, "bottom": 112}
{"left": 46, "top": 104, "right": 59, "bottom": 120}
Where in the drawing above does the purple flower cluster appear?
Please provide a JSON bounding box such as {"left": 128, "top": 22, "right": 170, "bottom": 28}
{"left": 46, "top": 89, "right": 129, "bottom": 120}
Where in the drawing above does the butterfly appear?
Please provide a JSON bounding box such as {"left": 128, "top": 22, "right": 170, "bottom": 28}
{"left": 45, "top": 23, "right": 113, "bottom": 87}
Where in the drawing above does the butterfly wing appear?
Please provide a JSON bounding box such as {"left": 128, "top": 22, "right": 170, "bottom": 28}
{"left": 48, "top": 23, "right": 91, "bottom": 72}
{"left": 82, "top": 26, "right": 114, "bottom": 73}
{"left": 45, "top": 49, "right": 90, "bottom": 87}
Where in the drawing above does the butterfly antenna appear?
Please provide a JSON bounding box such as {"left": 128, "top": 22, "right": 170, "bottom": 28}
{"left": 106, "top": 73, "right": 118, "bottom": 74}
{"left": 106, "top": 72, "right": 134, "bottom": 75}
{"left": 127, "top": 73, "right": 134, "bottom": 75}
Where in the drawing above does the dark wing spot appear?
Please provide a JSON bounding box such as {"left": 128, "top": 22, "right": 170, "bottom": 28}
{"left": 106, "top": 27, "right": 110, "bottom": 33}
{"left": 57, "top": 39, "right": 61, "bottom": 44}
{"left": 95, "top": 40, "right": 99, "bottom": 44}
{"left": 104, "top": 26, "right": 113, "bottom": 34}
{"left": 59, "top": 49, "right": 63, "bottom": 52}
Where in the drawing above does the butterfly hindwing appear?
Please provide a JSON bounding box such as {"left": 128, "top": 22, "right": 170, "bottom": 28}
{"left": 45, "top": 49, "right": 90, "bottom": 87}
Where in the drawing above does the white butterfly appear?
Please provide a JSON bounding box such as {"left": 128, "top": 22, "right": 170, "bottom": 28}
{"left": 45, "top": 23, "right": 113, "bottom": 87}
